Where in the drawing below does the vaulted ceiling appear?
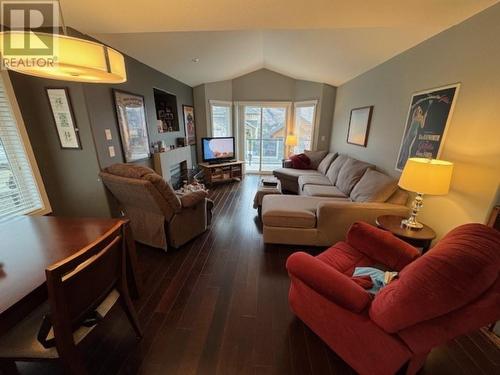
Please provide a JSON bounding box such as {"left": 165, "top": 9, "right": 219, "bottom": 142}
{"left": 61, "top": 0, "right": 499, "bottom": 87}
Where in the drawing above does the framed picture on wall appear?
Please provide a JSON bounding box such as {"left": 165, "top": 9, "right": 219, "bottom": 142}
{"left": 45, "top": 88, "right": 81, "bottom": 149}
{"left": 182, "top": 105, "right": 196, "bottom": 145}
{"left": 112, "top": 89, "right": 151, "bottom": 162}
{"left": 346, "top": 106, "right": 373, "bottom": 147}
{"left": 395, "top": 83, "right": 460, "bottom": 171}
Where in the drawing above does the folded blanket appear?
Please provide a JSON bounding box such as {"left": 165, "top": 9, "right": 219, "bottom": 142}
{"left": 352, "top": 267, "right": 398, "bottom": 294}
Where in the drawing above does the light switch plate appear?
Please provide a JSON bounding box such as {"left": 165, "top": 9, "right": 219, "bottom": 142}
{"left": 108, "top": 146, "right": 116, "bottom": 157}
{"left": 105, "top": 129, "right": 112, "bottom": 140}
{"left": 321, "top": 135, "right": 326, "bottom": 141}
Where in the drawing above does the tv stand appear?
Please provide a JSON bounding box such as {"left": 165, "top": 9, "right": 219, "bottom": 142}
{"left": 207, "top": 159, "right": 235, "bottom": 165}
{"left": 199, "top": 160, "right": 244, "bottom": 185}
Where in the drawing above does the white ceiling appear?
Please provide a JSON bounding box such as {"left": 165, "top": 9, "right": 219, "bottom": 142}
{"left": 61, "top": 0, "right": 499, "bottom": 87}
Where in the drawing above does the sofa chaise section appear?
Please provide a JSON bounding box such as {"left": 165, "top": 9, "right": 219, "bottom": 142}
{"left": 262, "top": 195, "right": 409, "bottom": 246}
{"left": 265, "top": 153, "right": 410, "bottom": 246}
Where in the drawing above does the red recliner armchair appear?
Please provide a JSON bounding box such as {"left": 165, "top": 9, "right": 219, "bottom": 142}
{"left": 286, "top": 221, "right": 500, "bottom": 375}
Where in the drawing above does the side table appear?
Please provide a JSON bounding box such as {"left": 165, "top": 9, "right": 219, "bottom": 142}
{"left": 376, "top": 215, "right": 436, "bottom": 253}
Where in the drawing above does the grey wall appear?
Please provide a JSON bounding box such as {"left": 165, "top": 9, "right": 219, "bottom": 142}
{"left": 330, "top": 3, "right": 500, "bottom": 239}
{"left": 193, "top": 80, "right": 232, "bottom": 161}
{"left": 232, "top": 69, "right": 296, "bottom": 101}
{"left": 9, "top": 31, "right": 194, "bottom": 217}
{"left": 194, "top": 69, "right": 336, "bottom": 161}
{"left": 9, "top": 72, "right": 111, "bottom": 217}
{"left": 193, "top": 85, "right": 208, "bottom": 162}
{"left": 84, "top": 55, "right": 195, "bottom": 170}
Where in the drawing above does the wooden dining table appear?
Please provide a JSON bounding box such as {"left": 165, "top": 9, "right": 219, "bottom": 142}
{"left": 0, "top": 216, "right": 141, "bottom": 336}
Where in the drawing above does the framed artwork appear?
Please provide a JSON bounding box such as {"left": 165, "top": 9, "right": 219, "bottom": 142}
{"left": 113, "top": 89, "right": 151, "bottom": 162}
{"left": 182, "top": 105, "right": 196, "bottom": 145}
{"left": 347, "top": 106, "right": 373, "bottom": 147}
{"left": 396, "top": 83, "right": 460, "bottom": 171}
{"left": 154, "top": 88, "right": 179, "bottom": 133}
{"left": 45, "top": 88, "right": 81, "bottom": 149}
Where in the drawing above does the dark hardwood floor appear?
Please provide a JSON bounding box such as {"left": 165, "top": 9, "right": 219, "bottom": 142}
{"left": 15, "top": 175, "right": 500, "bottom": 375}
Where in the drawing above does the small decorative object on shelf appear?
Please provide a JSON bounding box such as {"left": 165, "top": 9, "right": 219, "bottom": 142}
{"left": 398, "top": 158, "right": 453, "bottom": 230}
{"left": 176, "top": 137, "right": 187, "bottom": 147}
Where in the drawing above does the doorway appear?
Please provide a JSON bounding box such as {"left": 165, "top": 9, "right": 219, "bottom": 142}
{"left": 239, "top": 103, "right": 290, "bottom": 173}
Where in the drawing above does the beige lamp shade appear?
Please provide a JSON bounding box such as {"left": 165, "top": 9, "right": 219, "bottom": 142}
{"left": 285, "top": 134, "right": 298, "bottom": 146}
{"left": 398, "top": 158, "right": 453, "bottom": 195}
{"left": 0, "top": 32, "right": 127, "bottom": 83}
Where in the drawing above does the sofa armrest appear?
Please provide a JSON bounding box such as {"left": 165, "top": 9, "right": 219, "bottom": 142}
{"left": 346, "top": 222, "right": 420, "bottom": 271}
{"left": 316, "top": 201, "right": 410, "bottom": 246}
{"left": 286, "top": 252, "right": 372, "bottom": 313}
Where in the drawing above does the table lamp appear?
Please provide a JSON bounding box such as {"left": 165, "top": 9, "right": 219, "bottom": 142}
{"left": 285, "top": 135, "right": 298, "bottom": 156}
{"left": 398, "top": 158, "right": 453, "bottom": 229}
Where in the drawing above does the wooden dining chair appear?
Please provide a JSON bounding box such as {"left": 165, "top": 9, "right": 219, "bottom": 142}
{"left": 0, "top": 221, "right": 142, "bottom": 375}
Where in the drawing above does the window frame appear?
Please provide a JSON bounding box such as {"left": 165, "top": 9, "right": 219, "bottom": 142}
{"left": 1, "top": 71, "right": 51, "bottom": 218}
{"left": 209, "top": 100, "right": 233, "bottom": 138}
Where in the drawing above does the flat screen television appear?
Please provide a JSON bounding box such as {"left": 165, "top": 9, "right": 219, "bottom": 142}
{"left": 201, "top": 137, "right": 235, "bottom": 164}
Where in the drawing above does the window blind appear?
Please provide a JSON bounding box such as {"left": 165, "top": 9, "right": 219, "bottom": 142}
{"left": 0, "top": 75, "right": 43, "bottom": 221}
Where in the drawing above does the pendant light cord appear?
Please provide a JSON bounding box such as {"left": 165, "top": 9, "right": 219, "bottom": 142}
{"left": 57, "top": 0, "right": 68, "bottom": 35}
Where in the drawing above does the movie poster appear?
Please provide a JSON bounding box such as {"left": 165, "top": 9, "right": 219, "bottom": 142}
{"left": 183, "top": 105, "right": 196, "bottom": 145}
{"left": 395, "top": 84, "right": 460, "bottom": 171}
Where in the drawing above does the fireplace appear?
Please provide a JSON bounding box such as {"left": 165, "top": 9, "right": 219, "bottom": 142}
{"left": 152, "top": 146, "right": 192, "bottom": 186}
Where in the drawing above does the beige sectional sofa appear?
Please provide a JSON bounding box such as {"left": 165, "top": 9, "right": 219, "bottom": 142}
{"left": 265, "top": 153, "right": 410, "bottom": 246}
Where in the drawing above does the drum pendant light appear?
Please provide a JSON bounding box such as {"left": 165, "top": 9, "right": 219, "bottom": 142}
{"left": 0, "top": 2, "right": 127, "bottom": 83}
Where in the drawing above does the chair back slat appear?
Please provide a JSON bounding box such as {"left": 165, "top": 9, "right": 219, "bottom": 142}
{"left": 46, "top": 224, "right": 125, "bottom": 329}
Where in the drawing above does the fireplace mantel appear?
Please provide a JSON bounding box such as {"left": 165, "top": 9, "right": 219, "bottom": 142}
{"left": 153, "top": 146, "right": 192, "bottom": 182}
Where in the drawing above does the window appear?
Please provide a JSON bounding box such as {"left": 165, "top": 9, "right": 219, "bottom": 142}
{"left": 0, "top": 72, "right": 50, "bottom": 221}
{"left": 210, "top": 101, "right": 232, "bottom": 137}
{"left": 292, "top": 101, "right": 317, "bottom": 154}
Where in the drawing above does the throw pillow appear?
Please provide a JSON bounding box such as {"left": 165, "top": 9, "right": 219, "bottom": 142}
{"left": 304, "top": 150, "right": 328, "bottom": 170}
{"left": 336, "top": 158, "right": 374, "bottom": 195}
{"left": 317, "top": 152, "right": 338, "bottom": 174}
{"left": 350, "top": 169, "right": 398, "bottom": 202}
{"left": 325, "top": 154, "right": 348, "bottom": 184}
{"left": 290, "top": 153, "right": 311, "bottom": 169}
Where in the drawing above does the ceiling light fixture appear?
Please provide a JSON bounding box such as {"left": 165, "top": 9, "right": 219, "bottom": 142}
{"left": 192, "top": 58, "right": 200, "bottom": 63}
{"left": 0, "top": 1, "right": 126, "bottom": 83}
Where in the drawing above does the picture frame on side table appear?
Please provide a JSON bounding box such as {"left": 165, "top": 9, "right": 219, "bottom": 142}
{"left": 113, "top": 89, "right": 151, "bottom": 162}
{"left": 46, "top": 88, "right": 81, "bottom": 149}
{"left": 347, "top": 106, "right": 373, "bottom": 147}
{"left": 182, "top": 105, "right": 196, "bottom": 145}
{"left": 395, "top": 83, "right": 460, "bottom": 171}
